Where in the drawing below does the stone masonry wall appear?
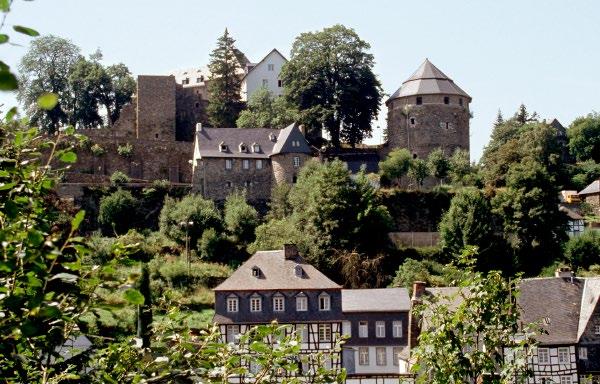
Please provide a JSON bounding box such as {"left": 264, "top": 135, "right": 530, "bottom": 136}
{"left": 175, "top": 84, "right": 209, "bottom": 142}
{"left": 385, "top": 94, "right": 470, "bottom": 160}
{"left": 272, "top": 153, "right": 311, "bottom": 184}
{"left": 136, "top": 75, "right": 176, "bottom": 141}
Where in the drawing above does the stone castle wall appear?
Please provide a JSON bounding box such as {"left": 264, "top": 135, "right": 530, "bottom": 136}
{"left": 385, "top": 94, "right": 470, "bottom": 159}
{"left": 136, "top": 75, "right": 176, "bottom": 140}
{"left": 175, "top": 84, "right": 209, "bottom": 142}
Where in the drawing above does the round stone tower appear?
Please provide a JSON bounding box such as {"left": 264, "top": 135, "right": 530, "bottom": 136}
{"left": 385, "top": 59, "right": 471, "bottom": 159}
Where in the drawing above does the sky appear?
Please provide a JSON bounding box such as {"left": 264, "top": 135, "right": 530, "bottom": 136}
{"left": 1, "top": 0, "right": 599, "bottom": 161}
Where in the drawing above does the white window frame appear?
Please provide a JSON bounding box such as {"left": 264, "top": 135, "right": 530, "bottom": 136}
{"left": 376, "top": 347, "right": 387, "bottom": 366}
{"left": 595, "top": 324, "right": 600, "bottom": 335}
{"left": 560, "top": 377, "right": 573, "bottom": 384}
{"left": 273, "top": 295, "right": 285, "bottom": 312}
{"left": 226, "top": 296, "right": 238, "bottom": 313}
{"left": 558, "top": 347, "right": 569, "bottom": 363}
{"left": 358, "top": 321, "right": 368, "bottom": 338}
{"left": 358, "top": 347, "right": 369, "bottom": 365}
{"left": 296, "top": 324, "right": 308, "bottom": 343}
{"left": 256, "top": 159, "right": 263, "bottom": 170}
{"left": 225, "top": 159, "right": 232, "bottom": 170}
{"left": 250, "top": 296, "right": 262, "bottom": 312}
{"left": 393, "top": 347, "right": 402, "bottom": 366}
{"left": 252, "top": 144, "right": 260, "bottom": 153}
{"left": 392, "top": 321, "right": 403, "bottom": 338}
{"left": 293, "top": 156, "right": 300, "bottom": 168}
{"left": 579, "top": 346, "right": 588, "bottom": 360}
{"left": 318, "top": 293, "right": 330, "bottom": 311}
{"left": 226, "top": 324, "right": 239, "bottom": 342}
{"left": 318, "top": 324, "right": 331, "bottom": 342}
{"left": 296, "top": 295, "right": 307, "bottom": 312}
{"left": 537, "top": 347, "right": 550, "bottom": 364}
{"left": 342, "top": 321, "right": 351, "bottom": 336}
{"left": 267, "top": 63, "right": 274, "bottom": 71}
{"left": 242, "top": 159, "right": 250, "bottom": 169}
{"left": 375, "top": 321, "right": 385, "bottom": 338}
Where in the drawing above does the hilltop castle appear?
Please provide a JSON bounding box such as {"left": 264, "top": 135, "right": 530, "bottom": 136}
{"left": 61, "top": 56, "right": 471, "bottom": 201}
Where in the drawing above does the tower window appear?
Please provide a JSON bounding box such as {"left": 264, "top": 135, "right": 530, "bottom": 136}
{"left": 293, "top": 156, "right": 300, "bottom": 168}
{"left": 278, "top": 80, "right": 283, "bottom": 87}
{"left": 446, "top": 122, "right": 450, "bottom": 129}
{"left": 413, "top": 153, "right": 418, "bottom": 159}
{"left": 410, "top": 118, "right": 416, "bottom": 125}
{"left": 444, "top": 96, "right": 449, "bottom": 104}
{"left": 459, "top": 98, "right": 463, "bottom": 106}
{"left": 416, "top": 96, "right": 422, "bottom": 105}
{"left": 195, "top": 102, "right": 200, "bottom": 108}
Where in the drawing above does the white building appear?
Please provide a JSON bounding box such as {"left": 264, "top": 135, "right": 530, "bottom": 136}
{"left": 241, "top": 49, "right": 288, "bottom": 101}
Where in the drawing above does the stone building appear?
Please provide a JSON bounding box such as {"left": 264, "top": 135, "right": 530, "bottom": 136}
{"left": 191, "top": 123, "right": 312, "bottom": 201}
{"left": 383, "top": 59, "right": 471, "bottom": 160}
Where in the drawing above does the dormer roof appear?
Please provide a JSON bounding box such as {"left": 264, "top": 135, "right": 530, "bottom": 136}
{"left": 387, "top": 59, "right": 471, "bottom": 104}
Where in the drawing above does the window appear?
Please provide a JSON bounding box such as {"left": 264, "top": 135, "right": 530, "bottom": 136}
{"left": 296, "top": 295, "right": 307, "bottom": 311}
{"left": 196, "top": 77, "right": 202, "bottom": 83}
{"left": 251, "top": 266, "right": 261, "bottom": 277}
{"left": 595, "top": 324, "right": 600, "bottom": 335}
{"left": 376, "top": 347, "right": 387, "bottom": 366}
{"left": 182, "top": 77, "right": 190, "bottom": 85}
{"left": 227, "top": 296, "right": 238, "bottom": 313}
{"left": 278, "top": 79, "right": 283, "bottom": 87}
{"left": 268, "top": 64, "right": 274, "bottom": 71}
{"left": 225, "top": 181, "right": 232, "bottom": 188}
{"left": 250, "top": 296, "right": 262, "bottom": 312}
{"left": 392, "top": 321, "right": 403, "bottom": 338}
{"left": 243, "top": 159, "right": 250, "bottom": 169}
{"left": 538, "top": 347, "right": 549, "bottom": 364}
{"left": 444, "top": 96, "right": 449, "bottom": 104}
{"left": 358, "top": 347, "right": 369, "bottom": 365}
{"left": 294, "top": 265, "right": 303, "bottom": 277}
{"left": 239, "top": 144, "right": 247, "bottom": 152}
{"left": 375, "top": 321, "right": 385, "bottom": 338}
{"left": 558, "top": 347, "right": 569, "bottom": 363}
{"left": 252, "top": 144, "right": 260, "bottom": 153}
{"left": 560, "top": 377, "right": 573, "bottom": 384}
{"left": 293, "top": 156, "right": 300, "bottom": 168}
{"left": 256, "top": 159, "right": 263, "bottom": 169}
{"left": 410, "top": 117, "right": 416, "bottom": 125}
{"left": 226, "top": 325, "right": 240, "bottom": 342}
{"left": 296, "top": 324, "right": 308, "bottom": 342}
{"left": 319, "top": 294, "right": 330, "bottom": 311}
{"left": 579, "top": 347, "right": 588, "bottom": 360}
{"left": 459, "top": 98, "right": 463, "bottom": 106}
{"left": 291, "top": 140, "right": 301, "bottom": 147}
{"left": 155, "top": 133, "right": 159, "bottom": 139}
{"left": 342, "top": 321, "right": 351, "bottom": 336}
{"left": 220, "top": 143, "right": 228, "bottom": 152}
{"left": 262, "top": 79, "right": 268, "bottom": 87}
{"left": 416, "top": 96, "right": 422, "bottom": 105}
{"left": 244, "top": 180, "right": 252, "bottom": 187}
{"left": 393, "top": 347, "right": 402, "bottom": 366}
{"left": 318, "top": 324, "right": 331, "bottom": 342}
{"left": 225, "top": 159, "right": 232, "bottom": 169}
{"left": 358, "top": 321, "right": 368, "bottom": 338}
{"left": 273, "top": 295, "right": 285, "bottom": 312}
{"left": 413, "top": 153, "right": 418, "bottom": 159}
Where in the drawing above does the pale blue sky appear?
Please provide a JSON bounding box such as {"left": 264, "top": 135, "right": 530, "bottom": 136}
{"left": 1, "top": 0, "right": 599, "bottom": 160}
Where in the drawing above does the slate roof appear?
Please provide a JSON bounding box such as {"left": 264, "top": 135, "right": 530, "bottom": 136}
{"left": 213, "top": 250, "right": 341, "bottom": 291}
{"left": 578, "top": 277, "right": 600, "bottom": 341}
{"left": 194, "top": 123, "right": 311, "bottom": 159}
{"left": 341, "top": 288, "right": 410, "bottom": 313}
{"left": 579, "top": 179, "right": 600, "bottom": 196}
{"left": 518, "top": 277, "right": 584, "bottom": 344}
{"left": 387, "top": 59, "right": 471, "bottom": 103}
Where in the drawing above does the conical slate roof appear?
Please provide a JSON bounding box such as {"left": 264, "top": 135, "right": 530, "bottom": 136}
{"left": 387, "top": 59, "right": 471, "bottom": 103}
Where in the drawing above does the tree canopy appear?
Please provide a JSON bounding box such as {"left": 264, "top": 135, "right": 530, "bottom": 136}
{"left": 568, "top": 112, "right": 600, "bottom": 162}
{"left": 281, "top": 24, "right": 382, "bottom": 148}
{"left": 236, "top": 87, "right": 298, "bottom": 128}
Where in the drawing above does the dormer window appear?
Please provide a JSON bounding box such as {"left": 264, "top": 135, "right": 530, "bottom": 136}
{"left": 252, "top": 143, "right": 260, "bottom": 153}
{"left": 318, "top": 293, "right": 331, "bottom": 311}
{"left": 294, "top": 265, "right": 304, "bottom": 278}
{"left": 251, "top": 266, "right": 261, "bottom": 277}
{"left": 219, "top": 142, "right": 228, "bottom": 152}
{"left": 239, "top": 143, "right": 247, "bottom": 153}
{"left": 269, "top": 133, "right": 277, "bottom": 142}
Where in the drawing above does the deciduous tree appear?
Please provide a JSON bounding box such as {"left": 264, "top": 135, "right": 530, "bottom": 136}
{"left": 236, "top": 87, "right": 298, "bottom": 128}
{"left": 568, "top": 112, "right": 600, "bottom": 162}
{"left": 379, "top": 148, "right": 411, "bottom": 185}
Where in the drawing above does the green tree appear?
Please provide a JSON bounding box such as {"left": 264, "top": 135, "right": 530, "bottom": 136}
{"left": 408, "top": 158, "right": 429, "bottom": 188}
{"left": 412, "top": 249, "right": 540, "bottom": 383}
{"left": 427, "top": 148, "right": 450, "bottom": 184}
{"left": 104, "top": 63, "right": 136, "bottom": 124}
{"left": 159, "top": 194, "right": 223, "bottom": 249}
{"left": 281, "top": 24, "right": 382, "bottom": 147}
{"left": 564, "top": 230, "right": 600, "bottom": 271}
{"left": 379, "top": 148, "right": 411, "bottom": 185}
{"left": 512, "top": 103, "right": 539, "bottom": 126}
{"left": 236, "top": 87, "right": 298, "bottom": 128}
{"left": 448, "top": 149, "right": 478, "bottom": 186}
{"left": 568, "top": 112, "right": 600, "bottom": 162}
{"left": 69, "top": 55, "right": 108, "bottom": 128}
{"left": 207, "top": 29, "right": 244, "bottom": 127}
{"left": 224, "top": 191, "right": 259, "bottom": 246}
{"left": 17, "top": 35, "right": 81, "bottom": 133}
{"left": 98, "top": 188, "right": 140, "bottom": 235}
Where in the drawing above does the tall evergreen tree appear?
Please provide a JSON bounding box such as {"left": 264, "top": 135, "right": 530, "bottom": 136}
{"left": 207, "top": 29, "right": 244, "bottom": 127}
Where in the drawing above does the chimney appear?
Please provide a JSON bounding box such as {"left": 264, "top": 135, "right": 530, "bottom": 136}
{"left": 555, "top": 267, "right": 574, "bottom": 279}
{"left": 299, "top": 124, "right": 306, "bottom": 136}
{"left": 284, "top": 244, "right": 299, "bottom": 260}
{"left": 409, "top": 281, "right": 426, "bottom": 351}
{"left": 196, "top": 123, "right": 203, "bottom": 132}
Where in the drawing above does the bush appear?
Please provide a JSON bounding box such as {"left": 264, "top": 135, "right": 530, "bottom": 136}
{"left": 98, "top": 189, "right": 140, "bottom": 235}
{"left": 224, "top": 191, "right": 259, "bottom": 245}
{"left": 110, "top": 170, "right": 130, "bottom": 186}
{"left": 90, "top": 143, "right": 105, "bottom": 156}
{"left": 87, "top": 234, "right": 116, "bottom": 265}
{"left": 117, "top": 142, "right": 133, "bottom": 158}
{"left": 564, "top": 230, "right": 600, "bottom": 271}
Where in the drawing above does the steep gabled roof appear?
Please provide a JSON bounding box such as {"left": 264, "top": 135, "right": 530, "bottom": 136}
{"left": 342, "top": 288, "right": 410, "bottom": 312}
{"left": 579, "top": 179, "right": 600, "bottom": 196}
{"left": 271, "top": 123, "right": 312, "bottom": 155}
{"left": 214, "top": 250, "right": 341, "bottom": 291}
{"left": 578, "top": 277, "right": 600, "bottom": 341}
{"left": 387, "top": 59, "right": 471, "bottom": 103}
{"left": 242, "top": 48, "right": 288, "bottom": 81}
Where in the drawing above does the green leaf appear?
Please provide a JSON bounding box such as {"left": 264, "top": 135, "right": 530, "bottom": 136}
{"left": 0, "top": 70, "right": 18, "bottom": 90}
{"left": 59, "top": 151, "right": 77, "bottom": 163}
{"left": 50, "top": 273, "right": 79, "bottom": 283}
{"left": 123, "top": 288, "right": 145, "bottom": 305}
{"left": 27, "top": 230, "right": 44, "bottom": 246}
{"left": 71, "top": 210, "right": 85, "bottom": 231}
{"left": 37, "top": 93, "right": 58, "bottom": 110}
{"left": 0, "top": 0, "right": 9, "bottom": 12}
{"left": 5, "top": 106, "right": 17, "bottom": 121}
{"left": 13, "top": 25, "right": 39, "bottom": 37}
{"left": 0, "top": 34, "right": 8, "bottom": 44}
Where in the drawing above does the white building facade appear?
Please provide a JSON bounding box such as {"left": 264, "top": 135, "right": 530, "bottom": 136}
{"left": 241, "top": 49, "right": 288, "bottom": 101}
